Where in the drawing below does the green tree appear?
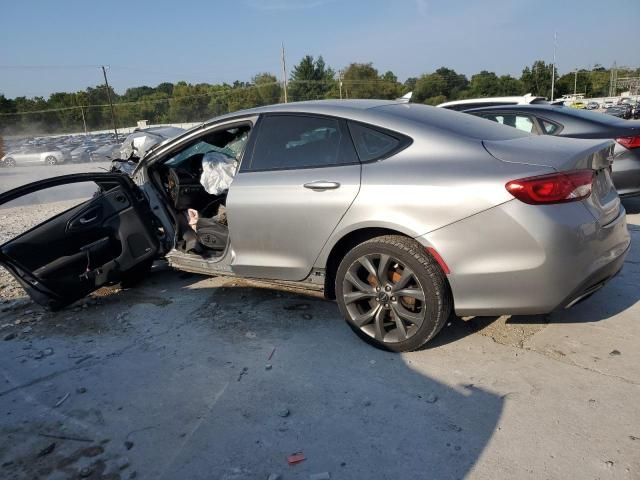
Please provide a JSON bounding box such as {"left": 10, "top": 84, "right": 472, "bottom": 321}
{"left": 520, "top": 60, "right": 555, "bottom": 98}
{"left": 342, "top": 63, "right": 380, "bottom": 99}
{"left": 288, "top": 55, "right": 336, "bottom": 101}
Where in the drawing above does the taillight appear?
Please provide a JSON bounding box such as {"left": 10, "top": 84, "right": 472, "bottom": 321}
{"left": 505, "top": 170, "right": 594, "bottom": 205}
{"left": 616, "top": 135, "right": 640, "bottom": 149}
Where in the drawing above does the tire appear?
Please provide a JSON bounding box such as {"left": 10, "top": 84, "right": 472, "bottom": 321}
{"left": 3, "top": 157, "right": 16, "bottom": 167}
{"left": 45, "top": 156, "right": 58, "bottom": 165}
{"left": 120, "top": 259, "right": 154, "bottom": 288}
{"left": 335, "top": 235, "right": 452, "bottom": 352}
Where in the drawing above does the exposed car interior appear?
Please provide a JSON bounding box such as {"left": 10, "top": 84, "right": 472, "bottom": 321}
{"left": 0, "top": 176, "right": 160, "bottom": 309}
{"left": 150, "top": 124, "right": 251, "bottom": 258}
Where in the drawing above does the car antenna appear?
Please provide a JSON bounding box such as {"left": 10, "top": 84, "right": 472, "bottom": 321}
{"left": 396, "top": 92, "right": 412, "bottom": 103}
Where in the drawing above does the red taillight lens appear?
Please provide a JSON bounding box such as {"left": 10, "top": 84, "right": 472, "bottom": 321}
{"left": 616, "top": 135, "right": 640, "bottom": 149}
{"left": 505, "top": 170, "right": 594, "bottom": 205}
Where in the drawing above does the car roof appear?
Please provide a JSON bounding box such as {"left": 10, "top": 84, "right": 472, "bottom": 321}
{"left": 196, "top": 99, "right": 528, "bottom": 142}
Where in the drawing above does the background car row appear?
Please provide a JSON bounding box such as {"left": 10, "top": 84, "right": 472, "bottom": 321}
{"left": 0, "top": 132, "right": 121, "bottom": 167}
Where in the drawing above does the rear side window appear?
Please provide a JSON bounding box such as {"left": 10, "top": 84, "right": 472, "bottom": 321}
{"left": 480, "top": 114, "right": 536, "bottom": 134}
{"left": 246, "top": 115, "right": 358, "bottom": 171}
{"left": 540, "top": 119, "right": 561, "bottom": 135}
{"left": 348, "top": 122, "right": 403, "bottom": 162}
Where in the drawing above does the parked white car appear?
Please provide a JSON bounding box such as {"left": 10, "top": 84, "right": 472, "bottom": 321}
{"left": 437, "top": 93, "right": 548, "bottom": 111}
{"left": 1, "top": 146, "right": 66, "bottom": 167}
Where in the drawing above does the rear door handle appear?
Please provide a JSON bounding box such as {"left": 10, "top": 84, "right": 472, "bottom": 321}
{"left": 303, "top": 181, "right": 341, "bottom": 191}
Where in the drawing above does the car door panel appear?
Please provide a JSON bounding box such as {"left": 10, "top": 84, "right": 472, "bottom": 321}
{"left": 0, "top": 173, "right": 160, "bottom": 309}
{"left": 227, "top": 164, "right": 361, "bottom": 280}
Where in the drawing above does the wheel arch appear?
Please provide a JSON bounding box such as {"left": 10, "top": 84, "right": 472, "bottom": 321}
{"left": 322, "top": 226, "right": 416, "bottom": 299}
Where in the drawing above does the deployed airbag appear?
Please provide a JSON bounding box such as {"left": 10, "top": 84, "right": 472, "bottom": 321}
{"left": 200, "top": 151, "right": 237, "bottom": 195}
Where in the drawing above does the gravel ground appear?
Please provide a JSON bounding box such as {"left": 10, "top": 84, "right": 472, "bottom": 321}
{"left": 0, "top": 195, "right": 638, "bottom": 479}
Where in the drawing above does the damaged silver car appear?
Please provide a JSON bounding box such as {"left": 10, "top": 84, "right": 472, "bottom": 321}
{"left": 0, "top": 100, "right": 630, "bottom": 351}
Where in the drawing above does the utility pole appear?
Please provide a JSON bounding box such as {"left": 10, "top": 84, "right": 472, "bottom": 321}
{"left": 101, "top": 65, "right": 119, "bottom": 141}
{"left": 574, "top": 69, "right": 578, "bottom": 96}
{"left": 280, "top": 43, "right": 288, "bottom": 103}
{"left": 75, "top": 94, "right": 88, "bottom": 135}
{"left": 550, "top": 31, "right": 557, "bottom": 101}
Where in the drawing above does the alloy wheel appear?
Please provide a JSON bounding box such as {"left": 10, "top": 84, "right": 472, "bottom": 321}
{"left": 45, "top": 156, "right": 57, "bottom": 165}
{"left": 342, "top": 253, "right": 427, "bottom": 343}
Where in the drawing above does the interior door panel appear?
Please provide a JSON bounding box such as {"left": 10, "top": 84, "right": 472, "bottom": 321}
{"left": 0, "top": 173, "right": 160, "bottom": 309}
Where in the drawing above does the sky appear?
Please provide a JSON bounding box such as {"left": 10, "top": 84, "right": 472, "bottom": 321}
{"left": 1, "top": 0, "right": 638, "bottom": 98}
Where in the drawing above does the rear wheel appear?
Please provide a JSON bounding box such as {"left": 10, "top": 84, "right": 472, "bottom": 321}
{"left": 45, "top": 156, "right": 58, "bottom": 166}
{"left": 336, "top": 235, "right": 452, "bottom": 352}
{"left": 3, "top": 157, "right": 16, "bottom": 167}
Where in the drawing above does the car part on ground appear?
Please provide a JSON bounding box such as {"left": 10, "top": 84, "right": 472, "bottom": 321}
{"left": 0, "top": 100, "right": 630, "bottom": 351}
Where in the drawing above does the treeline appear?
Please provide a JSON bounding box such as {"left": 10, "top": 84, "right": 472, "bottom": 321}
{"left": 0, "top": 57, "right": 637, "bottom": 136}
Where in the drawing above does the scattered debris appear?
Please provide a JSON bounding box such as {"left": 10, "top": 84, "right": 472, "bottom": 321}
{"left": 124, "top": 441, "right": 134, "bottom": 450}
{"left": 268, "top": 347, "right": 276, "bottom": 361}
{"left": 629, "top": 435, "right": 639, "bottom": 441}
{"left": 425, "top": 394, "right": 438, "bottom": 404}
{"left": 284, "top": 303, "right": 310, "bottom": 311}
{"left": 369, "top": 360, "right": 376, "bottom": 366}
{"left": 604, "top": 460, "right": 614, "bottom": 468}
{"left": 38, "top": 433, "right": 93, "bottom": 443}
{"left": 79, "top": 466, "right": 93, "bottom": 478}
{"left": 75, "top": 355, "right": 93, "bottom": 365}
{"left": 3, "top": 332, "right": 16, "bottom": 341}
{"left": 363, "top": 399, "right": 372, "bottom": 407}
{"left": 237, "top": 367, "right": 249, "bottom": 382}
{"left": 278, "top": 408, "right": 290, "bottom": 418}
{"left": 267, "top": 474, "right": 281, "bottom": 480}
{"left": 117, "top": 457, "right": 131, "bottom": 470}
{"left": 287, "top": 452, "right": 305, "bottom": 465}
{"left": 610, "top": 350, "right": 621, "bottom": 356}
{"left": 302, "top": 313, "right": 313, "bottom": 320}
{"left": 76, "top": 387, "right": 87, "bottom": 394}
{"left": 37, "top": 443, "right": 56, "bottom": 457}
{"left": 21, "top": 326, "right": 32, "bottom": 334}
{"left": 245, "top": 331, "right": 257, "bottom": 339}
{"left": 310, "top": 473, "right": 330, "bottom": 480}
{"left": 265, "top": 364, "right": 273, "bottom": 370}
{"left": 54, "top": 393, "right": 70, "bottom": 408}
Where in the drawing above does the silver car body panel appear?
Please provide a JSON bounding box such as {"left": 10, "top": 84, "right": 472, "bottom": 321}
{"left": 227, "top": 164, "right": 361, "bottom": 280}
{"left": 419, "top": 200, "right": 629, "bottom": 315}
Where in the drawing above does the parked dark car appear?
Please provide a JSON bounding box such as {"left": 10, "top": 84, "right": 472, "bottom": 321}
{"left": 464, "top": 104, "right": 640, "bottom": 197}
{"left": 70, "top": 144, "right": 98, "bottom": 163}
{"left": 89, "top": 144, "right": 121, "bottom": 162}
{"left": 606, "top": 104, "right": 633, "bottom": 119}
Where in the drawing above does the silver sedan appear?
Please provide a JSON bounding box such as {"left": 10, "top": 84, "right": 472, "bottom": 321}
{"left": 1, "top": 146, "right": 66, "bottom": 167}
{"left": 0, "top": 100, "right": 631, "bottom": 351}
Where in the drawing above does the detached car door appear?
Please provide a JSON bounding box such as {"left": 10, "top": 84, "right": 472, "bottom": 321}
{"left": 227, "top": 113, "right": 361, "bottom": 281}
{"left": 0, "top": 173, "right": 160, "bottom": 309}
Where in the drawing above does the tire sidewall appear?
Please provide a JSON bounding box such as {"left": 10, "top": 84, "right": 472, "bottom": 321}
{"left": 335, "top": 238, "right": 448, "bottom": 352}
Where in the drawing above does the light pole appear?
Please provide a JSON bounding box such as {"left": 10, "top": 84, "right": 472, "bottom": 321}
{"left": 101, "top": 65, "right": 119, "bottom": 141}
{"left": 550, "top": 31, "right": 557, "bottom": 101}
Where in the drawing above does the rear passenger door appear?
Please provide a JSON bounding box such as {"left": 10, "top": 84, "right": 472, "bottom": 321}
{"left": 226, "top": 114, "right": 361, "bottom": 281}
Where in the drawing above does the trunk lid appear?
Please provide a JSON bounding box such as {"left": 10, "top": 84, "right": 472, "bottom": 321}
{"left": 483, "top": 136, "right": 620, "bottom": 226}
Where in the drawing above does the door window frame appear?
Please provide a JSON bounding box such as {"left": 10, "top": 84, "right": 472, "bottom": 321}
{"left": 240, "top": 112, "right": 361, "bottom": 173}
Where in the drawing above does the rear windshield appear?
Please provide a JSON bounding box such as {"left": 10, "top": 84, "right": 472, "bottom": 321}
{"left": 377, "top": 103, "right": 529, "bottom": 141}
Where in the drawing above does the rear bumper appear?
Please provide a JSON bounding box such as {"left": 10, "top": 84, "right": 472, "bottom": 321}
{"left": 418, "top": 199, "right": 631, "bottom": 316}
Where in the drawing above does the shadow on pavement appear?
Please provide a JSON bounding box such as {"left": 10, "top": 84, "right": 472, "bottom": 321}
{"left": 0, "top": 270, "right": 504, "bottom": 479}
